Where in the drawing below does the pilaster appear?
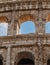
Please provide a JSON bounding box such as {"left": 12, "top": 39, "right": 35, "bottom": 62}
{"left": 8, "top": 10, "right": 16, "bottom": 36}
{"left": 38, "top": 38, "right": 44, "bottom": 65}
{"left": 38, "top": 2, "right": 44, "bottom": 34}
{"left": 6, "top": 46, "right": 11, "bottom": 65}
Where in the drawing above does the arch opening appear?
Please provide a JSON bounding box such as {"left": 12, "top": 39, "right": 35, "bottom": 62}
{"left": 15, "top": 52, "right": 35, "bottom": 65}
{"left": 17, "top": 14, "right": 36, "bottom": 35}
{"left": 0, "top": 16, "right": 8, "bottom": 36}
{"left": 47, "top": 59, "right": 50, "bottom": 65}
{"left": 20, "top": 21, "right": 36, "bottom": 34}
{"left": 0, "top": 23, "right": 8, "bottom": 36}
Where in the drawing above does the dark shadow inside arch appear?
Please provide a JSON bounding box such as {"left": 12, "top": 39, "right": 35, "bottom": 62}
{"left": 17, "top": 58, "right": 34, "bottom": 65}
{"left": 47, "top": 59, "right": 50, "bottom": 65}
{"left": 0, "top": 55, "right": 3, "bottom": 65}
{"left": 0, "top": 59, "right": 3, "bottom": 65}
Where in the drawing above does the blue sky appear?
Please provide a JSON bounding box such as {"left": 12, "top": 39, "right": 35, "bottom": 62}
{"left": 0, "top": 21, "right": 50, "bottom": 36}
{"left": 0, "top": 23, "right": 8, "bottom": 36}
{"left": 20, "top": 21, "right": 35, "bottom": 34}
{"left": 45, "top": 22, "right": 50, "bottom": 33}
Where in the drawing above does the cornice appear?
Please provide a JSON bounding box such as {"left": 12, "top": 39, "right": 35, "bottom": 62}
{"left": 0, "top": 34, "right": 50, "bottom": 40}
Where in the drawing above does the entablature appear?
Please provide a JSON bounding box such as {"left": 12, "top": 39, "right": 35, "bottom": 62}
{"left": 0, "top": 34, "right": 50, "bottom": 40}
{"left": 0, "top": 34, "right": 50, "bottom": 46}
{"left": 0, "top": 1, "right": 50, "bottom": 12}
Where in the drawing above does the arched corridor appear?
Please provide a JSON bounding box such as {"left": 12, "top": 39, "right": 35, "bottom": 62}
{"left": 15, "top": 52, "right": 35, "bottom": 65}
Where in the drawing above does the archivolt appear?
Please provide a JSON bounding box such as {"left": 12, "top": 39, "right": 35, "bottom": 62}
{"left": 18, "top": 14, "right": 36, "bottom": 25}
{"left": 14, "top": 51, "right": 35, "bottom": 65}
{"left": 0, "top": 16, "right": 8, "bottom": 22}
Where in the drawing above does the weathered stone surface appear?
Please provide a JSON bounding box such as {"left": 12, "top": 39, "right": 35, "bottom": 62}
{"left": 0, "top": 0, "right": 50, "bottom": 65}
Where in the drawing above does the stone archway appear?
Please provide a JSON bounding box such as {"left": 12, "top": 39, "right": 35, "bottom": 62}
{"left": 14, "top": 52, "right": 35, "bottom": 65}
{"left": 16, "top": 14, "right": 36, "bottom": 34}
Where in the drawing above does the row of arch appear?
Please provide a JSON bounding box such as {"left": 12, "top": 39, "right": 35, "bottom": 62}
{"left": 20, "top": 21, "right": 50, "bottom": 34}
{"left": 0, "top": 52, "right": 50, "bottom": 65}
{"left": 0, "top": 14, "right": 50, "bottom": 36}
{"left": 1, "top": 21, "right": 50, "bottom": 36}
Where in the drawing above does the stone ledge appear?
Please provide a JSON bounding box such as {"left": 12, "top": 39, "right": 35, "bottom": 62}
{"left": 0, "top": 34, "right": 50, "bottom": 40}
